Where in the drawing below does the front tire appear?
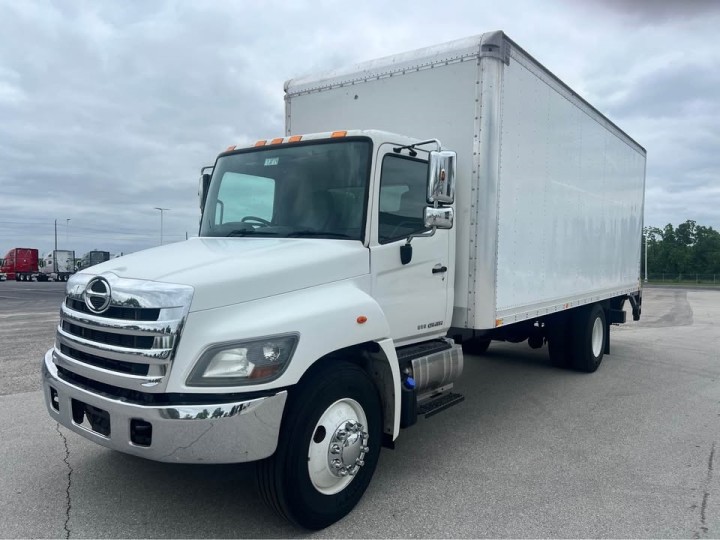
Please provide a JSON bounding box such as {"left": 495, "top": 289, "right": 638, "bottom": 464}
{"left": 256, "top": 361, "right": 382, "bottom": 530}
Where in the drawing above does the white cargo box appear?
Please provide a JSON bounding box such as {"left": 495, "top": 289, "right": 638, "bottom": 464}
{"left": 285, "top": 31, "right": 646, "bottom": 331}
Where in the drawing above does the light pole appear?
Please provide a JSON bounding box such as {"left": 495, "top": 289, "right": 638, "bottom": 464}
{"left": 54, "top": 218, "right": 70, "bottom": 251}
{"left": 66, "top": 219, "right": 71, "bottom": 245}
{"left": 154, "top": 207, "right": 170, "bottom": 245}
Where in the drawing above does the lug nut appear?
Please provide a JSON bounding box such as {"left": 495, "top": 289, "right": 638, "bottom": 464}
{"left": 332, "top": 459, "right": 342, "bottom": 469}
{"left": 356, "top": 459, "right": 365, "bottom": 466}
{"left": 330, "top": 443, "right": 341, "bottom": 454}
{"left": 348, "top": 469, "right": 356, "bottom": 476}
{"left": 336, "top": 429, "right": 347, "bottom": 440}
{"left": 339, "top": 469, "right": 348, "bottom": 477}
{"left": 362, "top": 446, "right": 369, "bottom": 452}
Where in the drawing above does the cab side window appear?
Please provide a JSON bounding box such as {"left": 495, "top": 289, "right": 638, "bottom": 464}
{"left": 378, "top": 155, "right": 429, "bottom": 244}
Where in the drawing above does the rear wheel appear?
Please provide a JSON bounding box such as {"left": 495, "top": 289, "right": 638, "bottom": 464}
{"left": 256, "top": 361, "right": 382, "bottom": 530}
{"left": 571, "top": 304, "right": 607, "bottom": 373}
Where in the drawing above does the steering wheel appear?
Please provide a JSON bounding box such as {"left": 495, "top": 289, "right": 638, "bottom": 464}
{"left": 241, "top": 216, "right": 271, "bottom": 226}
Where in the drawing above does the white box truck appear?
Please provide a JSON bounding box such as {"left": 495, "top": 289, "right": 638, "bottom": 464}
{"left": 39, "top": 250, "right": 76, "bottom": 282}
{"left": 42, "top": 31, "right": 645, "bottom": 529}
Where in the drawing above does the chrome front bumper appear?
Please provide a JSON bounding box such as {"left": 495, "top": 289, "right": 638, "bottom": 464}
{"left": 42, "top": 350, "right": 287, "bottom": 463}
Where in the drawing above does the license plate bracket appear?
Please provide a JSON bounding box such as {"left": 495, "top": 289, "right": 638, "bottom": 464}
{"left": 71, "top": 399, "right": 111, "bottom": 437}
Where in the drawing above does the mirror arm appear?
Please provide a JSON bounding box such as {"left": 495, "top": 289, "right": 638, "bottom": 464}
{"left": 392, "top": 139, "right": 443, "bottom": 154}
{"left": 404, "top": 197, "right": 443, "bottom": 246}
{"left": 404, "top": 226, "right": 438, "bottom": 246}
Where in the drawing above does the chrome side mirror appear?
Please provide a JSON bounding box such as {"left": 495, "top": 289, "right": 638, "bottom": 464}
{"left": 427, "top": 151, "right": 456, "bottom": 205}
{"left": 424, "top": 207, "right": 454, "bottom": 229}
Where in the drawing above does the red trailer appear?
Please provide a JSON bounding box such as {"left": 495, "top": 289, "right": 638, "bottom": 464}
{"left": 0, "top": 248, "right": 39, "bottom": 281}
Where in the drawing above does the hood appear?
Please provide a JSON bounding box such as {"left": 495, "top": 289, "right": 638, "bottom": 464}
{"left": 82, "top": 237, "right": 369, "bottom": 311}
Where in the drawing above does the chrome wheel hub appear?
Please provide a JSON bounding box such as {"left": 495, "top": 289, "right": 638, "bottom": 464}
{"left": 591, "top": 316, "right": 604, "bottom": 357}
{"left": 327, "top": 420, "right": 369, "bottom": 478}
{"left": 308, "top": 398, "right": 369, "bottom": 495}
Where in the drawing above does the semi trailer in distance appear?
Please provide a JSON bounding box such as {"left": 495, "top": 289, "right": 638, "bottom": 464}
{"left": 39, "top": 250, "right": 76, "bottom": 282}
{"left": 1, "top": 248, "right": 39, "bottom": 281}
{"left": 42, "top": 31, "right": 646, "bottom": 529}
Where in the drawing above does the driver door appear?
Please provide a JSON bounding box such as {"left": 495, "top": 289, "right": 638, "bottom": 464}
{"left": 370, "top": 145, "right": 452, "bottom": 345}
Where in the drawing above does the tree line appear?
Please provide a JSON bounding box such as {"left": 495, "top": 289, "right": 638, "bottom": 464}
{"left": 645, "top": 220, "right": 720, "bottom": 275}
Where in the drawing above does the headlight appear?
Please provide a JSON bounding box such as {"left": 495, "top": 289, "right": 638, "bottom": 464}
{"left": 187, "top": 333, "right": 299, "bottom": 387}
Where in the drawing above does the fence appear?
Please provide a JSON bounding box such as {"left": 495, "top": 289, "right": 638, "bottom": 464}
{"left": 647, "top": 273, "right": 719, "bottom": 284}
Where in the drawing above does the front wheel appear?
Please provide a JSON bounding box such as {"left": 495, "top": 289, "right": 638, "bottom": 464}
{"left": 256, "top": 361, "right": 382, "bottom": 530}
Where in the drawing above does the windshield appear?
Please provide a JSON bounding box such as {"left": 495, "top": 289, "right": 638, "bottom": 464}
{"left": 200, "top": 139, "right": 372, "bottom": 240}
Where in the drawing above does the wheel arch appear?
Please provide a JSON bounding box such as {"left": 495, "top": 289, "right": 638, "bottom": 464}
{"left": 293, "top": 338, "right": 401, "bottom": 441}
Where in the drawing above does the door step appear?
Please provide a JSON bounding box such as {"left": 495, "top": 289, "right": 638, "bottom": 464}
{"left": 417, "top": 392, "right": 465, "bottom": 419}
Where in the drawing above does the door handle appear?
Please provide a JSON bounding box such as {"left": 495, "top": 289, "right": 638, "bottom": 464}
{"left": 432, "top": 265, "right": 448, "bottom": 274}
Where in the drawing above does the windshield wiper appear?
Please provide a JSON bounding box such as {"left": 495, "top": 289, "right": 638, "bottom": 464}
{"left": 286, "top": 231, "right": 351, "bottom": 238}
{"left": 226, "top": 229, "right": 280, "bottom": 237}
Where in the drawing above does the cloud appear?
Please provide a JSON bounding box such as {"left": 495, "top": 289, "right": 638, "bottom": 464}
{"left": 0, "top": 0, "right": 718, "bottom": 260}
{"left": 580, "top": 0, "right": 720, "bottom": 22}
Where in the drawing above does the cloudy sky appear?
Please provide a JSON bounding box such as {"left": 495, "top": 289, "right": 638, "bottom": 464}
{"left": 1, "top": 0, "right": 718, "bottom": 257}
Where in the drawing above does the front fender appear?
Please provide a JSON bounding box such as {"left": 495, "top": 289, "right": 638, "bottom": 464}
{"left": 170, "top": 276, "right": 393, "bottom": 393}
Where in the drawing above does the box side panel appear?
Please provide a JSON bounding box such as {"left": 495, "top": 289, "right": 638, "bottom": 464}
{"left": 492, "top": 47, "right": 646, "bottom": 324}
{"left": 287, "top": 60, "right": 480, "bottom": 316}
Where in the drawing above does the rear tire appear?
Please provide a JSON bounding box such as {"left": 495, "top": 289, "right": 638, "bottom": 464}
{"left": 256, "top": 361, "right": 382, "bottom": 530}
{"left": 571, "top": 304, "right": 607, "bottom": 373}
{"left": 462, "top": 338, "right": 491, "bottom": 356}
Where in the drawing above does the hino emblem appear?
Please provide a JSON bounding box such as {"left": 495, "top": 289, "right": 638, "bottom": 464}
{"left": 84, "top": 277, "right": 112, "bottom": 314}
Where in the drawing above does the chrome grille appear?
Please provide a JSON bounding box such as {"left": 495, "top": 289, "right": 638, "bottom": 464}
{"left": 62, "top": 321, "right": 155, "bottom": 349}
{"left": 58, "top": 344, "right": 150, "bottom": 376}
{"left": 65, "top": 298, "right": 160, "bottom": 321}
{"left": 54, "top": 272, "right": 194, "bottom": 393}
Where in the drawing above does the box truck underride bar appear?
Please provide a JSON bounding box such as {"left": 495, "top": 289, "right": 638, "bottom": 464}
{"left": 42, "top": 31, "right": 645, "bottom": 529}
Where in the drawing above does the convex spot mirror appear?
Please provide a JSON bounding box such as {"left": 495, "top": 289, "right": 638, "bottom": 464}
{"left": 427, "top": 150, "right": 456, "bottom": 205}
{"left": 424, "top": 207, "right": 454, "bottom": 229}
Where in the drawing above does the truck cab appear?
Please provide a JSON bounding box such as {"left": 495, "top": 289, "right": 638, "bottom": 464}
{"left": 201, "top": 130, "right": 456, "bottom": 345}
{"left": 43, "top": 129, "right": 460, "bottom": 529}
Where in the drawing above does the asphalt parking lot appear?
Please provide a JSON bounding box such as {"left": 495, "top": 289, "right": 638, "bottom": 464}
{"left": 1, "top": 281, "right": 719, "bottom": 538}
